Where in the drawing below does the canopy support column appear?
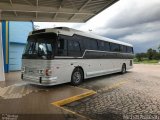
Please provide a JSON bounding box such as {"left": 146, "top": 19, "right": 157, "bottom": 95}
{"left": 0, "top": 10, "right": 5, "bottom": 81}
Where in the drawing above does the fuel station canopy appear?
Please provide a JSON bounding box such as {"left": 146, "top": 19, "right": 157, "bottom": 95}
{"left": 0, "top": 0, "right": 118, "bottom": 22}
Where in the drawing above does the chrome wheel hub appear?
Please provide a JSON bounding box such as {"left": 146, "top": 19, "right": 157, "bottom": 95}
{"left": 73, "top": 71, "right": 81, "bottom": 83}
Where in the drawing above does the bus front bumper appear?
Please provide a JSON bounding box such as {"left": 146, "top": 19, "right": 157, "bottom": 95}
{"left": 21, "top": 74, "right": 57, "bottom": 86}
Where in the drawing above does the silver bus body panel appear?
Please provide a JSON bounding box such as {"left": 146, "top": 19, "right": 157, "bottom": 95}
{"left": 22, "top": 58, "right": 133, "bottom": 86}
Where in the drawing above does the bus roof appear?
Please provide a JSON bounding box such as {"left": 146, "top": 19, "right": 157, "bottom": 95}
{"left": 30, "top": 27, "right": 133, "bottom": 47}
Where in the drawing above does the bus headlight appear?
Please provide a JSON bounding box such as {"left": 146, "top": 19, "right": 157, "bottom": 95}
{"left": 21, "top": 67, "right": 25, "bottom": 73}
{"left": 45, "top": 69, "right": 52, "bottom": 76}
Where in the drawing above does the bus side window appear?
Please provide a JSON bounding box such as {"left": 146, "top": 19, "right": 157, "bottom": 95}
{"left": 132, "top": 47, "right": 134, "bottom": 53}
{"left": 127, "top": 47, "right": 133, "bottom": 53}
{"left": 85, "top": 38, "right": 98, "bottom": 50}
{"left": 110, "top": 43, "right": 120, "bottom": 52}
{"left": 98, "top": 41, "right": 110, "bottom": 51}
{"left": 120, "top": 45, "right": 127, "bottom": 53}
{"left": 68, "top": 40, "right": 81, "bottom": 57}
{"left": 75, "top": 35, "right": 85, "bottom": 53}
{"left": 57, "top": 38, "right": 67, "bottom": 56}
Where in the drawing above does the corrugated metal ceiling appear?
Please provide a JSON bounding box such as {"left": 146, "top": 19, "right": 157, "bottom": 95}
{"left": 0, "top": 0, "right": 118, "bottom": 22}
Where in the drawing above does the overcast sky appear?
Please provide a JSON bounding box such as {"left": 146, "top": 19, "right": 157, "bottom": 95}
{"left": 34, "top": 0, "right": 160, "bottom": 53}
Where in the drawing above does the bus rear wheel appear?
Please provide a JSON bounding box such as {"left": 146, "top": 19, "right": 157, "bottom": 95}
{"left": 71, "top": 68, "right": 83, "bottom": 86}
{"left": 121, "top": 64, "right": 126, "bottom": 74}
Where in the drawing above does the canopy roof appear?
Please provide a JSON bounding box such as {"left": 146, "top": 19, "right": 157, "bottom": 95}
{"left": 0, "top": 0, "right": 118, "bottom": 22}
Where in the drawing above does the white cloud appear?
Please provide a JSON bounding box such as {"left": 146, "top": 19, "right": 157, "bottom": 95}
{"left": 118, "top": 31, "right": 160, "bottom": 43}
{"left": 97, "top": 21, "right": 160, "bottom": 38}
{"left": 34, "top": 0, "right": 160, "bottom": 53}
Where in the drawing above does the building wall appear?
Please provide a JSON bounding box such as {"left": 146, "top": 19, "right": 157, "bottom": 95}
{"left": 9, "top": 21, "right": 33, "bottom": 44}
{"left": 9, "top": 43, "right": 26, "bottom": 71}
{"left": 2, "top": 21, "right": 33, "bottom": 72}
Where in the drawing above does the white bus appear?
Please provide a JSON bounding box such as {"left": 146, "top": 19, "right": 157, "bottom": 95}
{"left": 21, "top": 27, "right": 134, "bottom": 86}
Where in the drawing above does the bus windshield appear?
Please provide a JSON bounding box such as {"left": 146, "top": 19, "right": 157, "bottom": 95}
{"left": 23, "top": 33, "right": 57, "bottom": 59}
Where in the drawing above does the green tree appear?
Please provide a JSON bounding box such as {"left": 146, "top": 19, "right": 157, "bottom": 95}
{"left": 154, "top": 52, "right": 160, "bottom": 60}
{"left": 147, "top": 48, "right": 154, "bottom": 60}
{"left": 136, "top": 53, "right": 142, "bottom": 61}
{"left": 147, "top": 48, "right": 158, "bottom": 60}
{"left": 136, "top": 53, "right": 146, "bottom": 61}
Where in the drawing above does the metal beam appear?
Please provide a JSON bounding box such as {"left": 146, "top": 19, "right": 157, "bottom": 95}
{"left": 9, "top": 0, "right": 18, "bottom": 16}
{"left": 53, "top": 0, "right": 63, "bottom": 19}
{"left": 0, "top": 3, "right": 94, "bottom": 15}
{"left": 84, "top": 0, "right": 118, "bottom": 22}
{"left": 36, "top": 0, "right": 38, "bottom": 18}
{"left": 79, "top": 0, "right": 92, "bottom": 11}
{"left": 23, "top": 0, "right": 33, "bottom": 6}
{"left": 1, "top": 16, "right": 85, "bottom": 22}
{"left": 69, "top": 0, "right": 92, "bottom": 20}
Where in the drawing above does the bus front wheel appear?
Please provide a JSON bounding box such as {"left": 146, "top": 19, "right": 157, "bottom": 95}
{"left": 71, "top": 68, "right": 84, "bottom": 86}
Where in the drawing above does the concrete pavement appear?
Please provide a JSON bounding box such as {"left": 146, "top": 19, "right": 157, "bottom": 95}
{"left": 65, "top": 64, "right": 160, "bottom": 120}
{"left": 0, "top": 72, "right": 95, "bottom": 120}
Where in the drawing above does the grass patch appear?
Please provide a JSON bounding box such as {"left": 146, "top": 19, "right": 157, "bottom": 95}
{"left": 134, "top": 59, "right": 159, "bottom": 64}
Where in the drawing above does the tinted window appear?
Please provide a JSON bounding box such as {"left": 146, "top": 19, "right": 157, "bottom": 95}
{"left": 68, "top": 40, "right": 80, "bottom": 51}
{"left": 57, "top": 38, "right": 67, "bottom": 56}
{"left": 127, "top": 47, "right": 133, "bottom": 53}
{"left": 85, "top": 38, "right": 98, "bottom": 50}
{"left": 98, "top": 41, "right": 110, "bottom": 51}
{"left": 110, "top": 43, "right": 120, "bottom": 52}
{"left": 68, "top": 40, "right": 81, "bottom": 57}
{"left": 120, "top": 45, "right": 127, "bottom": 53}
{"left": 23, "top": 33, "right": 56, "bottom": 59}
{"left": 74, "top": 35, "right": 85, "bottom": 52}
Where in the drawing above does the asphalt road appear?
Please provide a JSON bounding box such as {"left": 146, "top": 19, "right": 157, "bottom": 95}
{"left": 64, "top": 64, "right": 160, "bottom": 120}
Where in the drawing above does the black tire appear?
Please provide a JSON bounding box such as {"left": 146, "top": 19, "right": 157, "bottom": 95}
{"left": 121, "top": 64, "right": 126, "bottom": 74}
{"left": 71, "top": 68, "right": 84, "bottom": 86}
